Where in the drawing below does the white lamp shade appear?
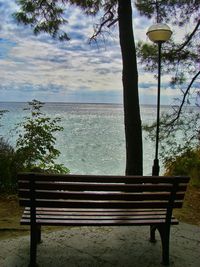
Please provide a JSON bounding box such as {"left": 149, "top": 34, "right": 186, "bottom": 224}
{"left": 146, "top": 23, "right": 172, "bottom": 43}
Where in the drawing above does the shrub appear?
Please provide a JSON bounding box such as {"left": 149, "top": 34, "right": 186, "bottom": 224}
{"left": 15, "top": 100, "right": 69, "bottom": 174}
{"left": 0, "top": 138, "right": 19, "bottom": 192}
{"left": 0, "top": 100, "right": 69, "bottom": 193}
{"left": 165, "top": 148, "right": 200, "bottom": 186}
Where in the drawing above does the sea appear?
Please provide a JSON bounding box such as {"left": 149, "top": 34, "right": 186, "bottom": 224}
{"left": 0, "top": 102, "right": 171, "bottom": 175}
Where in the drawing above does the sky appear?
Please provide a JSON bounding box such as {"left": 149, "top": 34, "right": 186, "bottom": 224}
{"left": 0, "top": 0, "right": 188, "bottom": 105}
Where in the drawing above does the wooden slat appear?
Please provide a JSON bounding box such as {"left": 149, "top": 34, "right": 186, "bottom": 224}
{"left": 19, "top": 190, "right": 185, "bottom": 201}
{"left": 19, "top": 199, "right": 183, "bottom": 209}
{"left": 23, "top": 207, "right": 167, "bottom": 215}
{"left": 20, "top": 218, "right": 179, "bottom": 226}
{"left": 22, "top": 214, "right": 169, "bottom": 220}
{"left": 23, "top": 208, "right": 167, "bottom": 216}
{"left": 23, "top": 211, "right": 166, "bottom": 218}
{"left": 24, "top": 207, "right": 166, "bottom": 212}
{"left": 22, "top": 208, "right": 168, "bottom": 216}
{"left": 18, "top": 173, "right": 190, "bottom": 184}
{"left": 18, "top": 181, "right": 188, "bottom": 192}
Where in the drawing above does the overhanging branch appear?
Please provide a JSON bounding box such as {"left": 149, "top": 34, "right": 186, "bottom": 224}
{"left": 175, "top": 19, "right": 200, "bottom": 52}
{"left": 89, "top": 6, "right": 117, "bottom": 43}
{"left": 167, "top": 70, "right": 200, "bottom": 126}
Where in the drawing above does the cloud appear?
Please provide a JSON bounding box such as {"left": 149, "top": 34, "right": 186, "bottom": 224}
{"left": 0, "top": 0, "right": 186, "bottom": 104}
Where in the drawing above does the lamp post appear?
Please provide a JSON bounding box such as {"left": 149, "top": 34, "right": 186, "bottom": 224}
{"left": 146, "top": 23, "right": 172, "bottom": 176}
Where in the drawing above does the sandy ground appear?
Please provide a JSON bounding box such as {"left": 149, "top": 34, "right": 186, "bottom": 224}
{"left": 0, "top": 222, "right": 200, "bottom": 267}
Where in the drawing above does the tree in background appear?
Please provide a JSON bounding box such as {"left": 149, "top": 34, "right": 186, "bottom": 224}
{"left": 15, "top": 100, "right": 69, "bottom": 174}
{"left": 14, "top": 0, "right": 143, "bottom": 175}
{"left": 136, "top": 1, "right": 200, "bottom": 180}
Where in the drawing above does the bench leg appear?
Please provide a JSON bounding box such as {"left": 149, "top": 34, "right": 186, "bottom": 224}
{"left": 150, "top": 225, "right": 157, "bottom": 243}
{"left": 29, "top": 225, "right": 42, "bottom": 266}
{"left": 36, "top": 225, "right": 42, "bottom": 244}
{"left": 30, "top": 224, "right": 38, "bottom": 267}
{"left": 157, "top": 225, "right": 170, "bottom": 266}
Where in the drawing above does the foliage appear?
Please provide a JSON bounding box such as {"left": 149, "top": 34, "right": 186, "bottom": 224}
{"left": 0, "top": 138, "right": 20, "bottom": 192}
{"left": 15, "top": 100, "right": 69, "bottom": 174}
{"left": 135, "top": 1, "right": 199, "bottom": 25}
{"left": 165, "top": 148, "right": 200, "bottom": 187}
{"left": 14, "top": 0, "right": 69, "bottom": 41}
{"left": 14, "top": 0, "right": 118, "bottom": 41}
{"left": 144, "top": 106, "right": 200, "bottom": 185}
{"left": 136, "top": 0, "right": 200, "bottom": 117}
{"left": 136, "top": 1, "right": 199, "bottom": 97}
{"left": 0, "top": 110, "right": 18, "bottom": 192}
{"left": 144, "top": 107, "right": 200, "bottom": 159}
{"left": 137, "top": 1, "right": 200, "bottom": 176}
{"left": 0, "top": 100, "right": 69, "bottom": 193}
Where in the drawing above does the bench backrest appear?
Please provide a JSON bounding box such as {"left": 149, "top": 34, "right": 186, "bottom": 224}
{"left": 18, "top": 173, "right": 189, "bottom": 211}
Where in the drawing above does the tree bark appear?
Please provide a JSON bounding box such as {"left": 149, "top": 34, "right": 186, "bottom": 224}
{"left": 118, "top": 0, "right": 143, "bottom": 175}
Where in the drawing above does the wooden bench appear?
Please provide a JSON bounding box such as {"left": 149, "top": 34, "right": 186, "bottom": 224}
{"left": 18, "top": 173, "right": 190, "bottom": 266}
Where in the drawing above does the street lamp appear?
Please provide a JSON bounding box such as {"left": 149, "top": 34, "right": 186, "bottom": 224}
{"left": 146, "top": 23, "right": 172, "bottom": 176}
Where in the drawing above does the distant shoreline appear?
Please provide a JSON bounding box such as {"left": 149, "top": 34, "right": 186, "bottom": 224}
{"left": 0, "top": 101, "right": 170, "bottom": 108}
{"left": 1, "top": 102, "right": 199, "bottom": 113}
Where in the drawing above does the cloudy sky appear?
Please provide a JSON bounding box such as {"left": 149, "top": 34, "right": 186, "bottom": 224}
{"left": 0, "top": 0, "right": 183, "bottom": 104}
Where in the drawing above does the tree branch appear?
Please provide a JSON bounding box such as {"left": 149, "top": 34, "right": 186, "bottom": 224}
{"left": 107, "top": 18, "right": 118, "bottom": 28}
{"left": 89, "top": 6, "right": 116, "bottom": 42}
{"left": 167, "top": 70, "right": 200, "bottom": 125}
{"left": 175, "top": 19, "right": 200, "bottom": 52}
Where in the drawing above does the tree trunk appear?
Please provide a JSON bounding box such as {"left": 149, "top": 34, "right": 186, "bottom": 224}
{"left": 118, "top": 0, "right": 143, "bottom": 175}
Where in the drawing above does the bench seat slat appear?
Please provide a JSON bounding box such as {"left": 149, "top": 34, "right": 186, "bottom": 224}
{"left": 21, "top": 214, "right": 172, "bottom": 220}
{"left": 23, "top": 209, "right": 168, "bottom": 216}
{"left": 21, "top": 207, "right": 179, "bottom": 225}
{"left": 24, "top": 207, "right": 167, "bottom": 212}
{"left": 21, "top": 207, "right": 178, "bottom": 221}
{"left": 20, "top": 218, "right": 179, "bottom": 226}
{"left": 22, "top": 213, "right": 169, "bottom": 218}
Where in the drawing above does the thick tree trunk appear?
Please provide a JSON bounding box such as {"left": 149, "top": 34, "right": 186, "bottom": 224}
{"left": 118, "top": 0, "right": 143, "bottom": 175}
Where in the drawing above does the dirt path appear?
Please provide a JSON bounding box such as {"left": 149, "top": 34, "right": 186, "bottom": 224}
{"left": 0, "top": 195, "right": 29, "bottom": 240}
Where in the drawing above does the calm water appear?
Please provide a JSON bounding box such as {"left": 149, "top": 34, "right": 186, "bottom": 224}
{"left": 0, "top": 102, "right": 170, "bottom": 175}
